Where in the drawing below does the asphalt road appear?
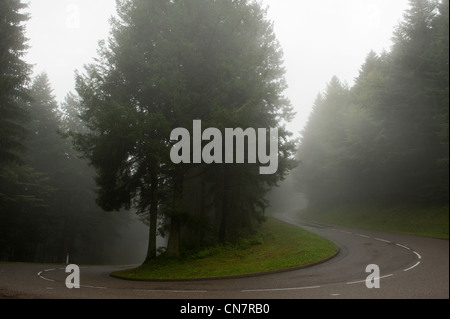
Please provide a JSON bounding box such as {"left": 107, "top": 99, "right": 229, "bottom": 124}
{"left": 0, "top": 211, "right": 448, "bottom": 299}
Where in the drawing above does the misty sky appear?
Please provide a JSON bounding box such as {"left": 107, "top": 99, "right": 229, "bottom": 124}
{"left": 24, "top": 0, "right": 410, "bottom": 136}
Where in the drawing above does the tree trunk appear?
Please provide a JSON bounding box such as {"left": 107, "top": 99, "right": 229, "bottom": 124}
{"left": 166, "top": 216, "right": 181, "bottom": 258}
{"left": 144, "top": 163, "right": 158, "bottom": 263}
{"left": 219, "top": 165, "right": 229, "bottom": 243}
{"left": 166, "top": 169, "right": 184, "bottom": 258}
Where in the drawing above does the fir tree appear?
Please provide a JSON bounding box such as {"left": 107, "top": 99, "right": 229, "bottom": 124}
{"left": 73, "top": 0, "right": 296, "bottom": 261}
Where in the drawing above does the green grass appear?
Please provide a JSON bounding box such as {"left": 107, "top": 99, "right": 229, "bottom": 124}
{"left": 300, "top": 204, "right": 449, "bottom": 239}
{"left": 111, "top": 216, "right": 338, "bottom": 280}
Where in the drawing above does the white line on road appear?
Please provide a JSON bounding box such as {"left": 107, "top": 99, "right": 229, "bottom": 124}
{"left": 37, "top": 271, "right": 55, "bottom": 282}
{"left": 404, "top": 261, "right": 421, "bottom": 272}
{"left": 413, "top": 251, "right": 422, "bottom": 260}
{"left": 134, "top": 289, "right": 208, "bottom": 293}
{"left": 374, "top": 238, "right": 391, "bottom": 244}
{"left": 346, "top": 274, "right": 394, "bottom": 285}
{"left": 396, "top": 243, "right": 410, "bottom": 250}
{"left": 242, "top": 285, "right": 321, "bottom": 293}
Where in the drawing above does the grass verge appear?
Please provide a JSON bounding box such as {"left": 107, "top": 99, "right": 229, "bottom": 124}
{"left": 111, "top": 216, "right": 338, "bottom": 280}
{"left": 300, "top": 204, "right": 449, "bottom": 239}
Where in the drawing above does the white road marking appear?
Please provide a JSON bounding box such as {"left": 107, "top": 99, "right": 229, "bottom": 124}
{"left": 374, "top": 238, "right": 391, "bottom": 244}
{"left": 37, "top": 269, "right": 56, "bottom": 282}
{"left": 242, "top": 285, "right": 321, "bottom": 293}
{"left": 413, "top": 251, "right": 422, "bottom": 260}
{"left": 134, "top": 289, "right": 207, "bottom": 293}
{"left": 346, "top": 274, "right": 394, "bottom": 285}
{"left": 357, "top": 234, "right": 371, "bottom": 238}
{"left": 404, "top": 261, "right": 421, "bottom": 272}
{"left": 38, "top": 274, "right": 55, "bottom": 282}
{"left": 396, "top": 243, "right": 410, "bottom": 250}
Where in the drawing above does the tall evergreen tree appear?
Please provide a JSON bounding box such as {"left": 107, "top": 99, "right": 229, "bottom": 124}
{"left": 0, "top": 0, "right": 30, "bottom": 166}
{"left": 0, "top": 0, "right": 52, "bottom": 261}
{"left": 383, "top": 0, "right": 447, "bottom": 202}
{"left": 73, "top": 0, "right": 296, "bottom": 261}
{"left": 428, "top": 0, "right": 449, "bottom": 200}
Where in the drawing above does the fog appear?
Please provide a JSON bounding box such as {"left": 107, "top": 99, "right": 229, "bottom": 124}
{"left": 25, "top": 0, "right": 410, "bottom": 137}
{"left": 2, "top": 0, "right": 446, "bottom": 265}
{"left": 103, "top": 214, "right": 168, "bottom": 265}
{"left": 266, "top": 175, "right": 309, "bottom": 215}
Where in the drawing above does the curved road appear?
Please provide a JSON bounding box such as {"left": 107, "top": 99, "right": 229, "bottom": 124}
{"left": 0, "top": 211, "right": 448, "bottom": 299}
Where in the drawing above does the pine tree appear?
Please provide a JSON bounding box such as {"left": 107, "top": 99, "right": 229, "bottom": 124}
{"left": 0, "top": 0, "right": 30, "bottom": 165}
{"left": 73, "top": 0, "right": 296, "bottom": 261}
{"left": 0, "top": 0, "right": 52, "bottom": 261}
{"left": 383, "top": 0, "right": 447, "bottom": 202}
